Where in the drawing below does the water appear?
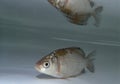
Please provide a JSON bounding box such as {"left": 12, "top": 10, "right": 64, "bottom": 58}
{"left": 0, "top": 0, "right": 120, "bottom": 84}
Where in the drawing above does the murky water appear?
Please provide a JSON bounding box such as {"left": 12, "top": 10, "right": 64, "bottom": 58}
{"left": 0, "top": 0, "right": 120, "bottom": 84}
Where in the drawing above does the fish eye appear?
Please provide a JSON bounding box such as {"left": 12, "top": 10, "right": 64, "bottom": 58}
{"left": 43, "top": 62, "right": 50, "bottom": 68}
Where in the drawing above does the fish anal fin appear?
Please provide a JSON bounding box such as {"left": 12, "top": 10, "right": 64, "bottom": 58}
{"left": 86, "top": 50, "right": 96, "bottom": 73}
{"left": 87, "top": 63, "right": 94, "bottom": 73}
{"left": 81, "top": 69, "right": 86, "bottom": 74}
{"left": 92, "top": 6, "right": 103, "bottom": 27}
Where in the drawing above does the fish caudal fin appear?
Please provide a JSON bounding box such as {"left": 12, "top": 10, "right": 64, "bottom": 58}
{"left": 86, "top": 50, "right": 96, "bottom": 73}
{"left": 92, "top": 6, "right": 103, "bottom": 27}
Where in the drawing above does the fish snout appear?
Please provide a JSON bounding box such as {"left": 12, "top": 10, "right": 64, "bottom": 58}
{"left": 35, "top": 63, "right": 42, "bottom": 72}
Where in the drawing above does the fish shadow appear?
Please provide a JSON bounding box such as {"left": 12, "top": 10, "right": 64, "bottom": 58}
{"left": 36, "top": 74, "right": 59, "bottom": 79}
{"left": 36, "top": 74, "right": 70, "bottom": 80}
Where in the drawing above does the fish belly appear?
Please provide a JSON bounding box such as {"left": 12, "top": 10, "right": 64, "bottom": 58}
{"left": 59, "top": 53, "right": 86, "bottom": 78}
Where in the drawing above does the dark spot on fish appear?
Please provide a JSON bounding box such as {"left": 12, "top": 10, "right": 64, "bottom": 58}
{"left": 61, "top": 7, "right": 72, "bottom": 15}
{"left": 55, "top": 49, "right": 68, "bottom": 56}
{"left": 65, "top": 47, "right": 85, "bottom": 57}
{"left": 68, "top": 13, "right": 91, "bottom": 25}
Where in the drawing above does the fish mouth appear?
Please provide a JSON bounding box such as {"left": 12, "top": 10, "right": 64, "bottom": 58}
{"left": 35, "top": 64, "right": 41, "bottom": 72}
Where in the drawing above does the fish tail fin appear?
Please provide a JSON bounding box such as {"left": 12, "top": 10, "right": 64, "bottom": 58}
{"left": 92, "top": 6, "right": 103, "bottom": 27}
{"left": 86, "top": 50, "right": 96, "bottom": 73}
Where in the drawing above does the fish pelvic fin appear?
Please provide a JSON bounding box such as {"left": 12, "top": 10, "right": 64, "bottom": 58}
{"left": 86, "top": 50, "right": 96, "bottom": 73}
{"left": 92, "top": 6, "right": 103, "bottom": 27}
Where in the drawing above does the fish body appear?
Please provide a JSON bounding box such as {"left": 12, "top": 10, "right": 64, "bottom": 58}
{"left": 35, "top": 47, "right": 95, "bottom": 78}
{"left": 48, "top": 0, "right": 103, "bottom": 26}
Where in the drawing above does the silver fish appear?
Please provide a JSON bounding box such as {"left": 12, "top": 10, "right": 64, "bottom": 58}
{"left": 35, "top": 47, "right": 95, "bottom": 78}
{"left": 48, "top": 0, "right": 103, "bottom": 26}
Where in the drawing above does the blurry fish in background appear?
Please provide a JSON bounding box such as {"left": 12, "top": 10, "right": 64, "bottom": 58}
{"left": 35, "top": 47, "right": 95, "bottom": 78}
{"left": 48, "top": 0, "right": 103, "bottom": 27}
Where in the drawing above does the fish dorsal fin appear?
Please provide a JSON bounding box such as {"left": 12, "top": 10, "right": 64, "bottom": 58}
{"left": 74, "top": 47, "right": 86, "bottom": 57}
